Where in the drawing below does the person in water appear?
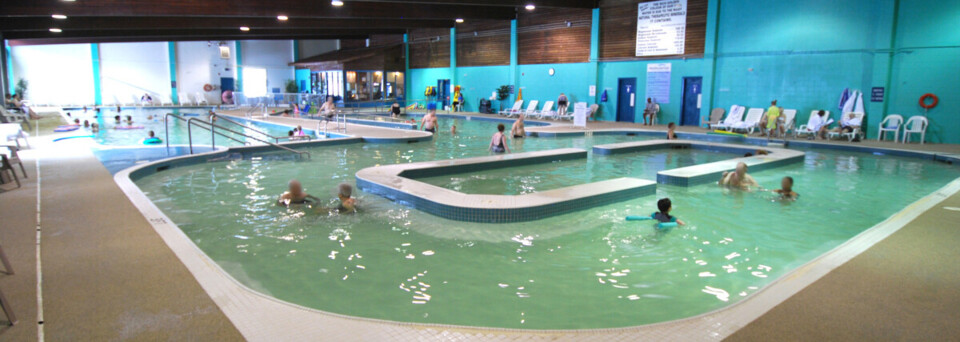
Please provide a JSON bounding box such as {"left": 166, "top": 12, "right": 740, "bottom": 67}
{"left": 277, "top": 180, "right": 318, "bottom": 206}
{"left": 91, "top": 123, "right": 100, "bottom": 133}
{"left": 654, "top": 198, "right": 685, "bottom": 226}
{"left": 125, "top": 115, "right": 134, "bottom": 125}
{"left": 450, "top": 121, "right": 457, "bottom": 135}
{"left": 511, "top": 114, "right": 526, "bottom": 138}
{"left": 337, "top": 183, "right": 357, "bottom": 213}
{"left": 114, "top": 115, "right": 122, "bottom": 123}
{"left": 83, "top": 120, "right": 90, "bottom": 128}
{"left": 421, "top": 103, "right": 439, "bottom": 134}
{"left": 666, "top": 122, "right": 677, "bottom": 139}
{"left": 490, "top": 123, "right": 510, "bottom": 153}
{"left": 773, "top": 176, "right": 799, "bottom": 200}
{"left": 390, "top": 103, "right": 402, "bottom": 117}
{"left": 719, "top": 162, "right": 759, "bottom": 189}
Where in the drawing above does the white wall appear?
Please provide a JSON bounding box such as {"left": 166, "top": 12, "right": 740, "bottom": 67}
{"left": 240, "top": 40, "right": 295, "bottom": 93}
{"left": 176, "top": 41, "right": 236, "bottom": 105}
{"left": 297, "top": 39, "right": 339, "bottom": 60}
{"left": 10, "top": 44, "right": 95, "bottom": 105}
{"left": 99, "top": 42, "right": 171, "bottom": 105}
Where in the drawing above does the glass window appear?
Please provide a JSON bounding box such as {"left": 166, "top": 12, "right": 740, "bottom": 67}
{"left": 243, "top": 68, "right": 267, "bottom": 97}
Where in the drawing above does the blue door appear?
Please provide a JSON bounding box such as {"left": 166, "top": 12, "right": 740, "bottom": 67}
{"left": 616, "top": 78, "right": 636, "bottom": 122}
{"left": 680, "top": 77, "right": 702, "bottom": 126}
{"left": 437, "top": 79, "right": 450, "bottom": 108}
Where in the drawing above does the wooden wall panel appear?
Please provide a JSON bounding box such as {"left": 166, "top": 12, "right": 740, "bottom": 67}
{"left": 517, "top": 8, "right": 592, "bottom": 65}
{"left": 409, "top": 28, "right": 451, "bottom": 69}
{"left": 456, "top": 20, "right": 511, "bottom": 66}
{"left": 599, "top": 0, "right": 707, "bottom": 60}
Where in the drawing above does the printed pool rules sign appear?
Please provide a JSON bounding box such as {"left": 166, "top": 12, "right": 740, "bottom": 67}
{"left": 636, "top": 0, "right": 688, "bottom": 57}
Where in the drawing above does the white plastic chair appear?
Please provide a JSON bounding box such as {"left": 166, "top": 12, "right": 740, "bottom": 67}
{"left": 498, "top": 100, "right": 523, "bottom": 116}
{"left": 902, "top": 116, "right": 927, "bottom": 144}
{"left": 511, "top": 100, "right": 538, "bottom": 118}
{"left": 795, "top": 110, "right": 832, "bottom": 139}
{"left": 730, "top": 108, "right": 764, "bottom": 133}
{"left": 877, "top": 114, "right": 903, "bottom": 142}
{"left": 712, "top": 105, "right": 745, "bottom": 130}
{"left": 559, "top": 102, "right": 585, "bottom": 121}
{"left": 179, "top": 92, "right": 193, "bottom": 106}
{"left": 536, "top": 101, "right": 555, "bottom": 119}
{"left": 195, "top": 92, "right": 209, "bottom": 105}
{"left": 771, "top": 109, "right": 797, "bottom": 138}
{"left": 650, "top": 104, "right": 661, "bottom": 125}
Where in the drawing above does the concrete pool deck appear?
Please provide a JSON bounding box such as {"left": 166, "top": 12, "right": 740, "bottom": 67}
{"left": 0, "top": 114, "right": 958, "bottom": 340}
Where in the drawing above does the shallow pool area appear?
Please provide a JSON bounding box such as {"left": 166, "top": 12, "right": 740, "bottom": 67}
{"left": 130, "top": 121, "right": 960, "bottom": 330}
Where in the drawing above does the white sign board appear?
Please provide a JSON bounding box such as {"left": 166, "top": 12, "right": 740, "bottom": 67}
{"left": 636, "top": 0, "right": 687, "bottom": 57}
{"left": 589, "top": 85, "right": 596, "bottom": 97}
{"left": 645, "top": 63, "right": 671, "bottom": 104}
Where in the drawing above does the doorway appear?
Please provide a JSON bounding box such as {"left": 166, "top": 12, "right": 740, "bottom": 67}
{"left": 437, "top": 79, "right": 451, "bottom": 108}
{"left": 616, "top": 78, "right": 637, "bottom": 123}
{"left": 680, "top": 77, "right": 703, "bottom": 126}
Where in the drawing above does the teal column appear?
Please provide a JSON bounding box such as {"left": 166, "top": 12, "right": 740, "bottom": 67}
{"left": 509, "top": 19, "right": 518, "bottom": 104}
{"left": 235, "top": 41, "right": 243, "bottom": 93}
{"left": 450, "top": 27, "right": 457, "bottom": 88}
{"left": 589, "top": 8, "right": 601, "bottom": 119}
{"left": 403, "top": 34, "right": 410, "bottom": 101}
{"left": 168, "top": 42, "right": 179, "bottom": 104}
{"left": 91, "top": 43, "right": 102, "bottom": 106}
{"left": 4, "top": 41, "right": 13, "bottom": 96}
{"left": 702, "top": 0, "right": 721, "bottom": 122}
{"left": 293, "top": 39, "right": 300, "bottom": 61}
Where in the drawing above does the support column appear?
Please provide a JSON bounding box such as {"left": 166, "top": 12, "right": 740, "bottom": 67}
{"left": 450, "top": 27, "right": 457, "bottom": 89}
{"left": 91, "top": 43, "right": 102, "bottom": 106}
{"left": 235, "top": 41, "right": 243, "bottom": 93}
{"left": 168, "top": 42, "right": 179, "bottom": 104}
{"left": 589, "top": 8, "right": 601, "bottom": 118}
{"left": 293, "top": 39, "right": 300, "bottom": 61}
{"left": 403, "top": 33, "right": 410, "bottom": 102}
{"left": 0, "top": 36, "right": 8, "bottom": 97}
{"left": 702, "top": 0, "right": 721, "bottom": 121}
{"left": 509, "top": 19, "right": 518, "bottom": 104}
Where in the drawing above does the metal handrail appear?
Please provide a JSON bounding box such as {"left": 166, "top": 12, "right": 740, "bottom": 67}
{"left": 209, "top": 113, "right": 311, "bottom": 144}
{"left": 186, "top": 118, "right": 311, "bottom": 159}
{"left": 165, "top": 113, "right": 247, "bottom": 150}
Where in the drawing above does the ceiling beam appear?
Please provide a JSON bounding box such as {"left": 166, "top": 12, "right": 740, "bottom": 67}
{"left": 346, "top": 0, "right": 596, "bottom": 8}
{"left": 3, "top": 28, "right": 400, "bottom": 40}
{"left": 7, "top": 35, "right": 370, "bottom": 46}
{"left": 0, "top": 17, "right": 453, "bottom": 32}
{"left": 0, "top": 0, "right": 518, "bottom": 20}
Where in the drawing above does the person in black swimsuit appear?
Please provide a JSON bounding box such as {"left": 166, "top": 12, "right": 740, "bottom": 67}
{"left": 390, "top": 103, "right": 401, "bottom": 117}
{"left": 490, "top": 123, "right": 510, "bottom": 153}
{"left": 277, "top": 180, "right": 319, "bottom": 206}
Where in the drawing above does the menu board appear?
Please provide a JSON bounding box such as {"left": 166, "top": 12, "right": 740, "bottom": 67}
{"left": 636, "top": 0, "right": 688, "bottom": 57}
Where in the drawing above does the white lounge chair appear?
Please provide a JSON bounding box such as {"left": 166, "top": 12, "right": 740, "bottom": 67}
{"left": 877, "top": 114, "right": 904, "bottom": 142}
{"left": 132, "top": 94, "right": 145, "bottom": 106}
{"left": 0, "top": 145, "right": 27, "bottom": 179}
{"left": 559, "top": 102, "right": 586, "bottom": 120}
{"left": 768, "top": 109, "right": 797, "bottom": 138}
{"left": 0, "top": 121, "right": 30, "bottom": 149}
{"left": 902, "top": 116, "right": 927, "bottom": 144}
{"left": 730, "top": 108, "right": 765, "bottom": 133}
{"left": 179, "top": 92, "right": 193, "bottom": 106}
{"left": 498, "top": 100, "right": 523, "bottom": 116}
{"left": 195, "top": 92, "right": 209, "bottom": 105}
{"left": 827, "top": 112, "right": 865, "bottom": 141}
{"left": 536, "top": 101, "right": 555, "bottom": 119}
{"left": 0, "top": 108, "right": 31, "bottom": 131}
{"left": 795, "top": 110, "right": 832, "bottom": 139}
{"left": 712, "top": 105, "right": 745, "bottom": 130}
{"left": 159, "top": 95, "right": 172, "bottom": 106}
{"left": 702, "top": 108, "right": 724, "bottom": 128}
{"left": 510, "top": 100, "right": 538, "bottom": 118}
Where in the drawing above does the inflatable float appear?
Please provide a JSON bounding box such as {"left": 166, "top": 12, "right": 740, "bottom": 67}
{"left": 142, "top": 137, "right": 163, "bottom": 145}
{"left": 114, "top": 125, "right": 145, "bottom": 130}
{"left": 53, "top": 135, "right": 94, "bottom": 142}
{"left": 626, "top": 214, "right": 679, "bottom": 229}
{"left": 707, "top": 130, "right": 747, "bottom": 138}
{"left": 54, "top": 125, "right": 80, "bottom": 132}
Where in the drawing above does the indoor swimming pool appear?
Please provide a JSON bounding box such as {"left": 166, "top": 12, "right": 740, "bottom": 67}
{"left": 130, "top": 118, "right": 960, "bottom": 330}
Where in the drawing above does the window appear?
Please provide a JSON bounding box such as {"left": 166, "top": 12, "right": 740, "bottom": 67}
{"left": 243, "top": 67, "right": 267, "bottom": 97}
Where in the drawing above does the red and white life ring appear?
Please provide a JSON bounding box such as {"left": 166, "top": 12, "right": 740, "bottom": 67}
{"left": 203, "top": 83, "right": 215, "bottom": 92}
{"left": 919, "top": 93, "right": 938, "bottom": 109}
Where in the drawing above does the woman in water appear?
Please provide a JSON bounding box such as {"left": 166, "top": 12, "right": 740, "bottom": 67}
{"left": 489, "top": 123, "right": 510, "bottom": 154}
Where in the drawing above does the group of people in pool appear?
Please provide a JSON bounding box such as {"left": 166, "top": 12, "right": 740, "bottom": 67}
{"left": 718, "top": 160, "right": 798, "bottom": 199}
{"left": 277, "top": 180, "right": 357, "bottom": 214}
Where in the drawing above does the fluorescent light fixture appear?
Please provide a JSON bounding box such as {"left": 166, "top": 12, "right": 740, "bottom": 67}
{"left": 331, "top": 0, "right": 344, "bottom": 6}
{"left": 277, "top": 15, "right": 288, "bottom": 21}
{"left": 525, "top": 3, "right": 536, "bottom": 10}
{"left": 455, "top": 18, "right": 464, "bottom": 23}
{"left": 52, "top": 14, "right": 68, "bottom": 19}
{"left": 239, "top": 26, "right": 250, "bottom": 31}
{"left": 49, "top": 28, "right": 62, "bottom": 33}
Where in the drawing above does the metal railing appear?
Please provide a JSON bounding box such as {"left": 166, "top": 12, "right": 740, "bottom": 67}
{"left": 210, "top": 113, "right": 311, "bottom": 144}
{"left": 186, "top": 118, "right": 311, "bottom": 159}
{"left": 164, "top": 113, "right": 246, "bottom": 150}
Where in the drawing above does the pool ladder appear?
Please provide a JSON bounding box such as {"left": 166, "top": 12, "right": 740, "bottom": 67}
{"left": 164, "top": 113, "right": 311, "bottom": 160}
{"left": 209, "top": 113, "right": 312, "bottom": 144}
{"left": 318, "top": 110, "right": 347, "bottom": 138}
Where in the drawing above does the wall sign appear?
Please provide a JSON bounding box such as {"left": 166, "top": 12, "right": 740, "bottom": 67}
{"left": 645, "top": 63, "right": 672, "bottom": 104}
{"left": 871, "top": 87, "right": 885, "bottom": 102}
{"left": 636, "top": 0, "right": 688, "bottom": 57}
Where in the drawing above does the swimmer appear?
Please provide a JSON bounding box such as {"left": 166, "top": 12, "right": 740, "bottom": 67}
{"left": 208, "top": 110, "right": 217, "bottom": 122}
{"left": 390, "top": 102, "right": 401, "bottom": 117}
{"left": 114, "top": 115, "right": 121, "bottom": 123}
{"left": 83, "top": 120, "right": 90, "bottom": 128}
{"left": 772, "top": 176, "right": 799, "bottom": 200}
{"left": 72, "top": 118, "right": 81, "bottom": 126}
{"left": 91, "top": 123, "right": 100, "bottom": 133}
{"left": 511, "top": 114, "right": 526, "bottom": 138}
{"left": 66, "top": 112, "right": 72, "bottom": 118}
{"left": 719, "top": 161, "right": 759, "bottom": 189}
{"left": 489, "top": 123, "right": 510, "bottom": 153}
{"left": 744, "top": 153, "right": 754, "bottom": 157}
{"left": 666, "top": 122, "right": 677, "bottom": 140}
{"left": 116, "top": 105, "right": 122, "bottom": 112}
{"left": 82, "top": 106, "right": 88, "bottom": 112}
{"left": 450, "top": 122, "right": 457, "bottom": 135}
{"left": 755, "top": 149, "right": 768, "bottom": 156}
{"left": 421, "top": 103, "right": 439, "bottom": 134}
{"left": 277, "top": 180, "right": 318, "bottom": 206}
{"left": 146, "top": 115, "right": 154, "bottom": 121}
{"left": 654, "top": 198, "right": 685, "bottom": 226}
{"left": 147, "top": 130, "right": 156, "bottom": 139}
{"left": 125, "top": 115, "right": 133, "bottom": 124}
{"left": 287, "top": 130, "right": 295, "bottom": 140}
{"left": 337, "top": 183, "right": 358, "bottom": 213}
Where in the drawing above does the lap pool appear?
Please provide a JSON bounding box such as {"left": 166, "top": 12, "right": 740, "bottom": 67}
{"left": 129, "top": 116, "right": 960, "bottom": 329}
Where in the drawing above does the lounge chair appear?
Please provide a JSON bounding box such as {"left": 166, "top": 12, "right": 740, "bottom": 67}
{"left": 0, "top": 154, "right": 20, "bottom": 188}
{"left": 712, "top": 105, "right": 745, "bottom": 130}
{"left": 827, "top": 112, "right": 865, "bottom": 141}
{"left": 730, "top": 108, "right": 765, "bottom": 133}
{"left": 498, "top": 100, "right": 523, "bottom": 116}
{"left": 795, "top": 110, "right": 832, "bottom": 139}
{"left": 702, "top": 108, "right": 724, "bottom": 128}
{"left": 877, "top": 114, "right": 903, "bottom": 142}
{"left": 0, "top": 108, "right": 31, "bottom": 131}
{"left": 195, "top": 92, "right": 209, "bottom": 105}
{"left": 179, "top": 92, "right": 193, "bottom": 106}
{"left": 559, "top": 102, "right": 586, "bottom": 121}
{"left": 510, "top": 100, "right": 538, "bottom": 118}
{"left": 0, "top": 145, "right": 26, "bottom": 179}
{"left": 536, "top": 101, "right": 555, "bottom": 119}
{"left": 902, "top": 116, "right": 927, "bottom": 144}
{"left": 159, "top": 95, "right": 173, "bottom": 106}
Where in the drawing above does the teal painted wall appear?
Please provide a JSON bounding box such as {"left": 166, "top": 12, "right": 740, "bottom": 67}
{"left": 408, "top": 67, "right": 451, "bottom": 104}
{"left": 598, "top": 59, "right": 705, "bottom": 123}
{"left": 295, "top": 69, "right": 311, "bottom": 93}
{"left": 517, "top": 63, "right": 594, "bottom": 113}
{"left": 457, "top": 65, "right": 511, "bottom": 112}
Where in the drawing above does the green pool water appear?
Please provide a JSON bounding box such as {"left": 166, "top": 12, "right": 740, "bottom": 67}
{"left": 133, "top": 117, "right": 960, "bottom": 329}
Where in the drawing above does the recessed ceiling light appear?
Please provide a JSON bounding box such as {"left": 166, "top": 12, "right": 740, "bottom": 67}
{"left": 277, "top": 15, "right": 288, "bottom": 21}
{"left": 239, "top": 26, "right": 250, "bottom": 31}
{"left": 49, "top": 28, "right": 62, "bottom": 33}
{"left": 455, "top": 18, "right": 464, "bottom": 23}
{"left": 525, "top": 3, "right": 536, "bottom": 10}
{"left": 52, "top": 14, "right": 68, "bottom": 19}
{"left": 331, "top": 0, "right": 344, "bottom": 6}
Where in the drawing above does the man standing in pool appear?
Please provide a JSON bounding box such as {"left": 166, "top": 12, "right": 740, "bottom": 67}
{"left": 510, "top": 114, "right": 526, "bottom": 138}
{"left": 277, "top": 180, "right": 318, "bottom": 206}
{"left": 421, "top": 103, "right": 439, "bottom": 134}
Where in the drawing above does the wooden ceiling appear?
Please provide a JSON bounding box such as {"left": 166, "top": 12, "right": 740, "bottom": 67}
{"left": 0, "top": 0, "right": 597, "bottom": 45}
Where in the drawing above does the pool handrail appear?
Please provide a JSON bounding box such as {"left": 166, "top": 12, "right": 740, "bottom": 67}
{"left": 209, "top": 113, "right": 310, "bottom": 144}
{"left": 185, "top": 118, "right": 311, "bottom": 160}
{"left": 164, "top": 113, "right": 247, "bottom": 150}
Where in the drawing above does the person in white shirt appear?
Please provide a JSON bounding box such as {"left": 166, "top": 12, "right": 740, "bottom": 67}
{"left": 832, "top": 112, "right": 862, "bottom": 134}
{"left": 807, "top": 110, "right": 832, "bottom": 140}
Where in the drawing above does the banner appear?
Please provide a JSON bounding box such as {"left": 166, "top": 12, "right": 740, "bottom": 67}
{"left": 636, "top": 0, "right": 688, "bottom": 57}
{"left": 645, "top": 63, "right": 671, "bottom": 104}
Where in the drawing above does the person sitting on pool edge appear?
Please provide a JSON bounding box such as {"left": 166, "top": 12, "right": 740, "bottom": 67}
{"left": 421, "top": 103, "right": 439, "bottom": 134}
{"left": 719, "top": 161, "right": 759, "bottom": 190}
{"left": 511, "top": 114, "right": 526, "bottom": 138}
{"left": 654, "top": 198, "right": 685, "bottom": 226}
{"left": 666, "top": 122, "right": 677, "bottom": 139}
{"left": 337, "top": 183, "right": 358, "bottom": 213}
{"left": 773, "top": 176, "right": 799, "bottom": 200}
{"left": 277, "top": 179, "right": 319, "bottom": 206}
{"left": 490, "top": 123, "right": 510, "bottom": 154}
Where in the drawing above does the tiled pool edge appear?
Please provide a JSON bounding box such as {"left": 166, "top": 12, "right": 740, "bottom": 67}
{"left": 356, "top": 148, "right": 656, "bottom": 223}
{"left": 113, "top": 157, "right": 960, "bottom": 341}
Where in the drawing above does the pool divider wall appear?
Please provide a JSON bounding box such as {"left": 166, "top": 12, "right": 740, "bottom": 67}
{"left": 356, "top": 148, "right": 657, "bottom": 223}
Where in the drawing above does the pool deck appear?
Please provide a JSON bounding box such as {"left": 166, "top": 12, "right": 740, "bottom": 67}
{"left": 0, "top": 112, "right": 958, "bottom": 341}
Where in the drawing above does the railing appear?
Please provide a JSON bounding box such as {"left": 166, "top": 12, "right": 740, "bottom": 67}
{"left": 316, "top": 110, "right": 347, "bottom": 137}
{"left": 210, "top": 113, "right": 311, "bottom": 144}
{"left": 164, "top": 113, "right": 246, "bottom": 150}
{"left": 244, "top": 103, "right": 266, "bottom": 118}
{"left": 186, "top": 118, "right": 311, "bottom": 159}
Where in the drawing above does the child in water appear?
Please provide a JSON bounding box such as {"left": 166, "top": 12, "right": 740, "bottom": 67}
{"left": 653, "top": 198, "right": 685, "bottom": 226}
{"left": 773, "top": 176, "right": 799, "bottom": 200}
{"left": 666, "top": 122, "right": 677, "bottom": 140}
{"left": 125, "top": 115, "right": 134, "bottom": 125}
{"left": 337, "top": 183, "right": 357, "bottom": 213}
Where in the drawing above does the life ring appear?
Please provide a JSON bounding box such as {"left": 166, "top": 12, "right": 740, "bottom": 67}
{"left": 221, "top": 90, "right": 234, "bottom": 104}
{"left": 203, "top": 84, "right": 215, "bottom": 92}
{"left": 142, "top": 137, "right": 163, "bottom": 145}
{"left": 919, "top": 93, "right": 938, "bottom": 109}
